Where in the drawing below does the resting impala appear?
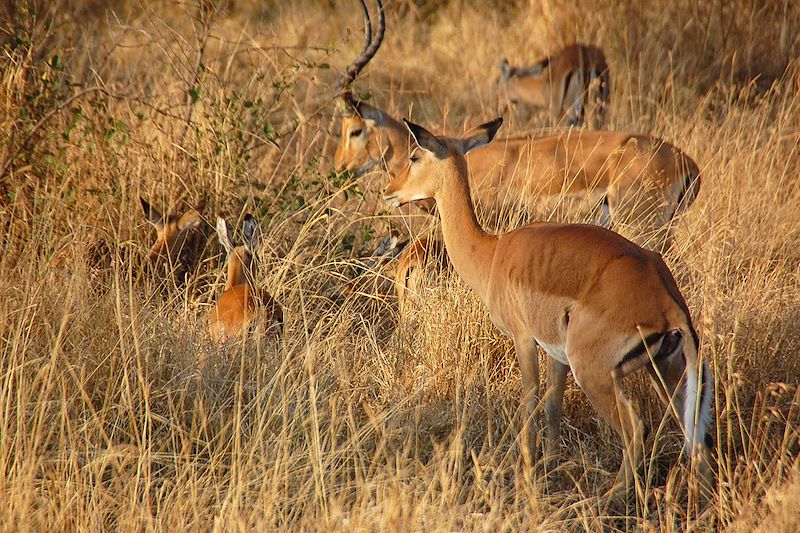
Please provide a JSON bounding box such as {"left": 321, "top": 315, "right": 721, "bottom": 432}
{"left": 497, "top": 44, "right": 610, "bottom": 128}
{"left": 383, "top": 117, "right": 714, "bottom": 489}
{"left": 333, "top": 18, "right": 698, "bottom": 249}
{"left": 209, "top": 215, "right": 283, "bottom": 341}
{"left": 140, "top": 196, "right": 207, "bottom": 285}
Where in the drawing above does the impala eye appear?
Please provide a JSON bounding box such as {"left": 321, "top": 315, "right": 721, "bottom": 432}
{"left": 350, "top": 128, "right": 363, "bottom": 137}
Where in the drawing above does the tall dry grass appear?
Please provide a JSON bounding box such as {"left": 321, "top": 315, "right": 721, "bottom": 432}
{"left": 1, "top": 0, "right": 800, "bottom": 530}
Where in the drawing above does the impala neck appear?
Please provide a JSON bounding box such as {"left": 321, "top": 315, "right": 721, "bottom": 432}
{"left": 435, "top": 157, "right": 498, "bottom": 301}
{"left": 226, "top": 247, "right": 252, "bottom": 290}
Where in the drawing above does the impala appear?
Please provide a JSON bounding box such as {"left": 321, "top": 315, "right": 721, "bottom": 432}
{"left": 383, "top": 117, "right": 714, "bottom": 489}
{"left": 498, "top": 43, "right": 610, "bottom": 128}
{"left": 140, "top": 196, "right": 207, "bottom": 285}
{"left": 334, "top": 30, "right": 698, "bottom": 250}
{"left": 338, "top": 102, "right": 700, "bottom": 248}
{"left": 393, "top": 236, "right": 448, "bottom": 316}
{"left": 209, "top": 214, "right": 283, "bottom": 341}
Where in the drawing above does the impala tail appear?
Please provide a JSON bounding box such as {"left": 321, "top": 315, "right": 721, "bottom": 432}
{"left": 674, "top": 154, "right": 701, "bottom": 217}
{"left": 616, "top": 325, "right": 713, "bottom": 456}
{"left": 680, "top": 327, "right": 714, "bottom": 454}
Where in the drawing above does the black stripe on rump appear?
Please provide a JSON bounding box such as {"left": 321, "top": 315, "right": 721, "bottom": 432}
{"left": 700, "top": 359, "right": 714, "bottom": 450}
{"left": 675, "top": 170, "right": 700, "bottom": 218}
{"left": 616, "top": 329, "right": 683, "bottom": 373}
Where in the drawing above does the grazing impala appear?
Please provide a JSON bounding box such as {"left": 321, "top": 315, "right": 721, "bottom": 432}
{"left": 332, "top": 17, "right": 698, "bottom": 249}
{"left": 140, "top": 197, "right": 207, "bottom": 284}
{"left": 383, "top": 117, "right": 714, "bottom": 489}
{"left": 338, "top": 102, "right": 700, "bottom": 249}
{"left": 209, "top": 214, "right": 283, "bottom": 341}
{"left": 498, "top": 44, "right": 610, "bottom": 128}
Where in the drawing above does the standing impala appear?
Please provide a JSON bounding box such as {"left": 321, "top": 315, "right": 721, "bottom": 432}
{"left": 497, "top": 43, "right": 610, "bottom": 128}
{"left": 337, "top": 107, "right": 700, "bottom": 249}
{"left": 383, "top": 117, "right": 714, "bottom": 489}
{"left": 333, "top": 21, "right": 698, "bottom": 250}
{"left": 209, "top": 215, "right": 283, "bottom": 341}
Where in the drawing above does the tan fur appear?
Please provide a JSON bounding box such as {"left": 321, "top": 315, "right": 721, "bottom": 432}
{"left": 335, "top": 106, "right": 700, "bottom": 249}
{"left": 383, "top": 118, "right": 714, "bottom": 490}
{"left": 209, "top": 216, "right": 283, "bottom": 341}
{"left": 393, "top": 237, "right": 448, "bottom": 315}
{"left": 498, "top": 44, "right": 610, "bottom": 128}
{"left": 140, "top": 197, "right": 206, "bottom": 284}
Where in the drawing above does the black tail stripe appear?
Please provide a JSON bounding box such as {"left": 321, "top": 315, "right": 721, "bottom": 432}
{"left": 616, "top": 332, "right": 665, "bottom": 369}
{"left": 675, "top": 170, "right": 699, "bottom": 216}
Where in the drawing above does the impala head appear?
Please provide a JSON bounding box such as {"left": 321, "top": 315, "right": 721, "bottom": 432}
{"left": 140, "top": 197, "right": 205, "bottom": 281}
{"left": 333, "top": 0, "right": 387, "bottom": 176}
{"left": 383, "top": 118, "right": 503, "bottom": 208}
{"left": 216, "top": 214, "right": 262, "bottom": 288}
{"left": 497, "top": 57, "right": 550, "bottom": 108}
{"left": 334, "top": 93, "right": 394, "bottom": 176}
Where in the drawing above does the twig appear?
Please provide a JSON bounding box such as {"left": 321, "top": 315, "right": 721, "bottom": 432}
{"left": 0, "top": 86, "right": 106, "bottom": 181}
{"left": 177, "top": 1, "right": 221, "bottom": 149}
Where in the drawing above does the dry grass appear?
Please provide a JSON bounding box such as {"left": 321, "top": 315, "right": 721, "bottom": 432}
{"left": 2, "top": 0, "right": 800, "bottom": 530}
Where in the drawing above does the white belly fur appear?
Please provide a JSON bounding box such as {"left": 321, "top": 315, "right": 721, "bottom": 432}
{"left": 537, "top": 340, "right": 570, "bottom": 367}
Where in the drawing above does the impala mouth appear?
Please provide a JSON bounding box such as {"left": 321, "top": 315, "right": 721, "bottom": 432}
{"left": 351, "top": 159, "right": 379, "bottom": 177}
{"left": 384, "top": 195, "right": 401, "bottom": 208}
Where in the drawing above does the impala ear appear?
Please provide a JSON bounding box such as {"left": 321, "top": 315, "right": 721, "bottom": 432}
{"left": 216, "top": 217, "right": 235, "bottom": 253}
{"left": 499, "top": 58, "right": 511, "bottom": 80}
{"left": 140, "top": 197, "right": 164, "bottom": 230}
{"left": 241, "top": 214, "right": 262, "bottom": 251}
{"left": 355, "top": 100, "right": 386, "bottom": 127}
{"left": 403, "top": 118, "right": 446, "bottom": 158}
{"left": 460, "top": 117, "right": 503, "bottom": 154}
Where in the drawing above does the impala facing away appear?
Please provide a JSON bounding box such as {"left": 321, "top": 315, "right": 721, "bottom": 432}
{"left": 383, "top": 117, "right": 714, "bottom": 489}
{"left": 140, "top": 196, "right": 207, "bottom": 285}
{"left": 209, "top": 215, "right": 283, "bottom": 341}
{"left": 498, "top": 43, "right": 610, "bottom": 128}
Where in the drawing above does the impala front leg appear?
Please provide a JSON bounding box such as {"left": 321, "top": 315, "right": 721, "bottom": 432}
{"left": 514, "top": 336, "right": 540, "bottom": 461}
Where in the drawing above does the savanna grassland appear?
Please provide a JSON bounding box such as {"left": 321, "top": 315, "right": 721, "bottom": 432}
{"left": 2, "top": 0, "right": 800, "bottom": 530}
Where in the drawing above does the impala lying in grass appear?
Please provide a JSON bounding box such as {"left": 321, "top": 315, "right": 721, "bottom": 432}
{"left": 382, "top": 116, "right": 714, "bottom": 490}
{"left": 140, "top": 196, "right": 207, "bottom": 286}
{"left": 209, "top": 214, "right": 283, "bottom": 341}
{"left": 498, "top": 43, "right": 610, "bottom": 128}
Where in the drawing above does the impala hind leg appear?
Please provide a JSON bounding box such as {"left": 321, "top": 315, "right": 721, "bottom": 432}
{"left": 544, "top": 357, "right": 569, "bottom": 459}
{"left": 574, "top": 363, "right": 645, "bottom": 491}
{"left": 514, "top": 336, "right": 541, "bottom": 461}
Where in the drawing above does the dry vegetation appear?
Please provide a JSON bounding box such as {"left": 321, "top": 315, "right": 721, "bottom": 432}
{"left": 2, "top": 0, "right": 800, "bottom": 530}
